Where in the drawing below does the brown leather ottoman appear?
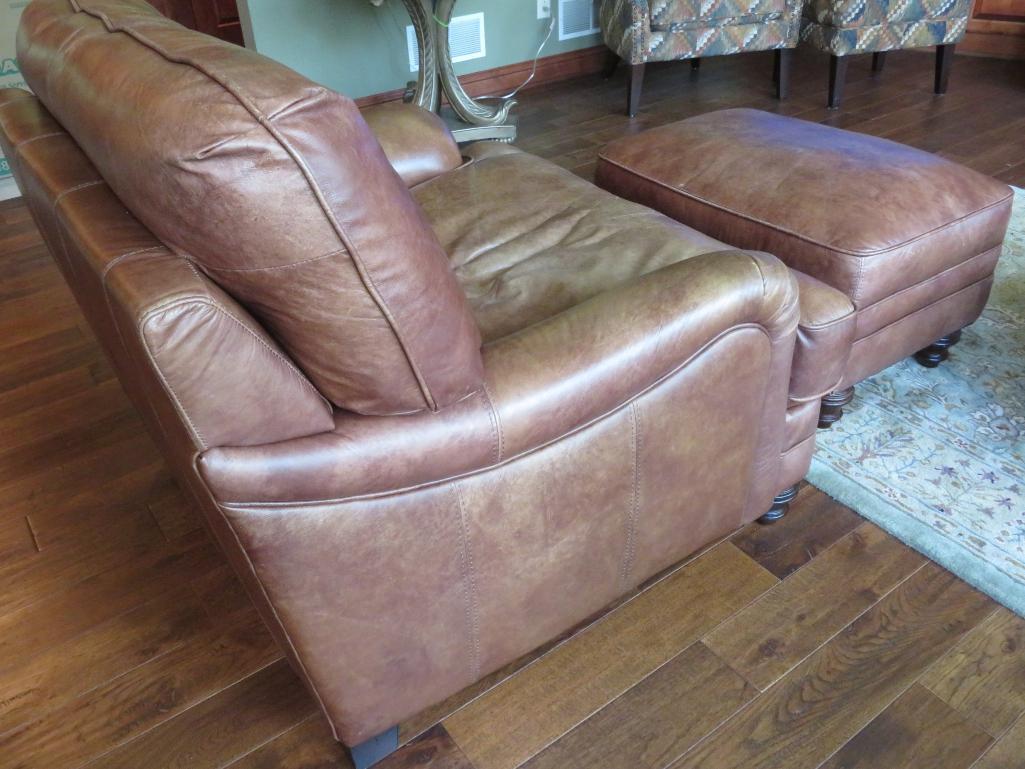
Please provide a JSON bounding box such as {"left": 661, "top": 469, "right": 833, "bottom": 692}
{"left": 596, "top": 108, "right": 1014, "bottom": 427}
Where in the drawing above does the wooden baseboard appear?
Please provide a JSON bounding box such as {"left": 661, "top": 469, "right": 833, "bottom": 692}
{"left": 355, "top": 45, "right": 607, "bottom": 108}
{"left": 959, "top": 18, "right": 1025, "bottom": 59}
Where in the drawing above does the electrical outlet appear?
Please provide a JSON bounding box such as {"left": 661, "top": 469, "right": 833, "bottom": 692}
{"left": 537, "top": 0, "right": 551, "bottom": 19}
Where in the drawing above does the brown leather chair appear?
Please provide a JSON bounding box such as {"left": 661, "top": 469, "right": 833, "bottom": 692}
{"left": 1, "top": 1, "right": 824, "bottom": 764}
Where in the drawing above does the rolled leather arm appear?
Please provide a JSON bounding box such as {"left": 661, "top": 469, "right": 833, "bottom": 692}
{"left": 361, "top": 102, "right": 463, "bottom": 187}
{"left": 198, "top": 249, "right": 799, "bottom": 504}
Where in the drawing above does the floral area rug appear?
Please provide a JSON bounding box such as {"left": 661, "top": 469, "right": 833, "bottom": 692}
{"left": 809, "top": 187, "right": 1025, "bottom": 617}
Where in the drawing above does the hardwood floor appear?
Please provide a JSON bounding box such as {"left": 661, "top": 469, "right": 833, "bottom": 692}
{"left": 1, "top": 47, "right": 1024, "bottom": 769}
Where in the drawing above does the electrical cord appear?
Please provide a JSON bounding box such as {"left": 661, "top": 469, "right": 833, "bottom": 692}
{"left": 474, "top": 13, "right": 556, "bottom": 102}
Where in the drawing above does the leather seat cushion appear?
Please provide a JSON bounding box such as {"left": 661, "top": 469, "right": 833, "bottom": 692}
{"left": 650, "top": 0, "right": 789, "bottom": 29}
{"left": 596, "top": 109, "right": 1013, "bottom": 311}
{"left": 413, "top": 144, "right": 739, "bottom": 342}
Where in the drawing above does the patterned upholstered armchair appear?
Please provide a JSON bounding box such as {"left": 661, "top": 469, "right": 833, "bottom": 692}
{"left": 599, "top": 0, "right": 803, "bottom": 116}
{"left": 801, "top": 0, "right": 972, "bottom": 108}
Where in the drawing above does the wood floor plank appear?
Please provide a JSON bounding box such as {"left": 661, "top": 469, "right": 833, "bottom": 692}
{"left": 705, "top": 522, "right": 926, "bottom": 690}
{"left": 668, "top": 563, "right": 996, "bottom": 769}
{"left": 818, "top": 684, "right": 992, "bottom": 769}
{"left": 0, "top": 366, "right": 100, "bottom": 421}
{"left": 380, "top": 725, "right": 477, "bottom": 769}
{"left": 0, "top": 613, "right": 280, "bottom": 769}
{"left": 971, "top": 712, "right": 1025, "bottom": 769}
{"left": 82, "top": 659, "right": 314, "bottom": 769}
{"left": 921, "top": 607, "right": 1025, "bottom": 737}
{"left": 0, "top": 377, "right": 134, "bottom": 458}
{"left": 0, "top": 531, "right": 222, "bottom": 673}
{"left": 0, "top": 287, "right": 79, "bottom": 349}
{"left": 0, "top": 325, "right": 97, "bottom": 394}
{"left": 443, "top": 542, "right": 778, "bottom": 769}
{"left": 521, "top": 641, "right": 755, "bottom": 769}
{"left": 0, "top": 515, "right": 35, "bottom": 560}
{"left": 4, "top": 437, "right": 164, "bottom": 536}
{"left": 146, "top": 474, "right": 204, "bottom": 542}
{"left": 730, "top": 485, "right": 866, "bottom": 580}
{"left": 0, "top": 503, "right": 166, "bottom": 617}
{"left": 0, "top": 586, "right": 209, "bottom": 736}
{"left": 190, "top": 563, "right": 256, "bottom": 623}
{"left": 224, "top": 715, "right": 353, "bottom": 769}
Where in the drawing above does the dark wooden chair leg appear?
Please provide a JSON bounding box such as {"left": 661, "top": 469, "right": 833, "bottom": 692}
{"left": 819, "top": 386, "right": 855, "bottom": 429}
{"left": 774, "top": 48, "right": 792, "bottom": 99}
{"left": 350, "top": 726, "right": 399, "bottom": 769}
{"left": 914, "top": 329, "right": 962, "bottom": 367}
{"left": 691, "top": 57, "right": 701, "bottom": 70}
{"left": 627, "top": 62, "right": 646, "bottom": 117}
{"left": 935, "top": 43, "right": 954, "bottom": 94}
{"left": 602, "top": 48, "right": 620, "bottom": 79}
{"left": 828, "top": 55, "right": 848, "bottom": 109}
{"left": 758, "top": 485, "right": 798, "bottom": 524}
{"left": 872, "top": 51, "right": 887, "bottom": 72}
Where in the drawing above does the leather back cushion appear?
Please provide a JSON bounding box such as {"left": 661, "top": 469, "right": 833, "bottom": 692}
{"left": 17, "top": 0, "right": 483, "bottom": 415}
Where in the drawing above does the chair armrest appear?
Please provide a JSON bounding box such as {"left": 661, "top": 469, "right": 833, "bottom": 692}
{"left": 198, "top": 249, "right": 798, "bottom": 504}
{"left": 361, "top": 103, "right": 463, "bottom": 187}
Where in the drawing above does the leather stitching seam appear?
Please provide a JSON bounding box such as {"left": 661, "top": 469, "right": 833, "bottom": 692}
{"left": 0, "top": 95, "right": 36, "bottom": 111}
{"left": 479, "top": 389, "right": 501, "bottom": 464}
{"left": 454, "top": 484, "right": 482, "bottom": 681}
{"left": 99, "top": 245, "right": 166, "bottom": 279}
{"left": 849, "top": 275, "right": 993, "bottom": 348}
{"left": 853, "top": 244, "right": 1001, "bottom": 319}
{"left": 138, "top": 320, "right": 209, "bottom": 450}
{"left": 620, "top": 402, "right": 641, "bottom": 591}
{"left": 53, "top": 179, "right": 104, "bottom": 204}
{"left": 597, "top": 155, "right": 1015, "bottom": 257}
{"left": 199, "top": 248, "right": 344, "bottom": 273}
{"left": 13, "top": 131, "right": 66, "bottom": 149}
{"left": 480, "top": 381, "right": 504, "bottom": 462}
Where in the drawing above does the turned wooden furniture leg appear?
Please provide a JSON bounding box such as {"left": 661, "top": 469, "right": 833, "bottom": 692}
{"left": 774, "top": 48, "right": 792, "bottom": 99}
{"left": 603, "top": 49, "right": 620, "bottom": 79}
{"left": 350, "top": 726, "right": 399, "bottom": 769}
{"left": 691, "top": 57, "right": 701, "bottom": 70}
{"left": 758, "top": 485, "right": 798, "bottom": 524}
{"left": 872, "top": 51, "right": 887, "bottom": 72}
{"left": 828, "top": 55, "right": 848, "bottom": 109}
{"left": 627, "top": 62, "right": 646, "bottom": 117}
{"left": 914, "top": 329, "right": 962, "bottom": 367}
{"left": 819, "top": 386, "right": 855, "bottom": 429}
{"left": 935, "top": 43, "right": 954, "bottom": 94}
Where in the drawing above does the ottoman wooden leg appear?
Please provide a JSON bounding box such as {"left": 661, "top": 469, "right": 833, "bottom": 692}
{"left": 758, "top": 485, "right": 798, "bottom": 524}
{"left": 627, "top": 63, "right": 645, "bottom": 117}
{"left": 828, "top": 55, "right": 848, "bottom": 109}
{"left": 819, "top": 386, "right": 855, "bottom": 429}
{"left": 935, "top": 43, "right": 955, "bottom": 94}
{"left": 774, "top": 49, "right": 792, "bottom": 99}
{"left": 691, "top": 57, "right": 701, "bottom": 70}
{"left": 872, "top": 52, "right": 887, "bottom": 73}
{"left": 914, "top": 329, "right": 962, "bottom": 368}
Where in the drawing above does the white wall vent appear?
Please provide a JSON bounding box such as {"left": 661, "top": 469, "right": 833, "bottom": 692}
{"left": 558, "top": 0, "right": 599, "bottom": 40}
{"left": 407, "top": 13, "right": 486, "bottom": 72}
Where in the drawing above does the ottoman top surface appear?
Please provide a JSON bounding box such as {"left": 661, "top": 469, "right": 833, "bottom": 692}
{"left": 597, "top": 109, "right": 1012, "bottom": 258}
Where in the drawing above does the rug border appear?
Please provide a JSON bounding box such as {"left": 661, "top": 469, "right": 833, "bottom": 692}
{"left": 808, "top": 459, "right": 1025, "bottom": 617}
